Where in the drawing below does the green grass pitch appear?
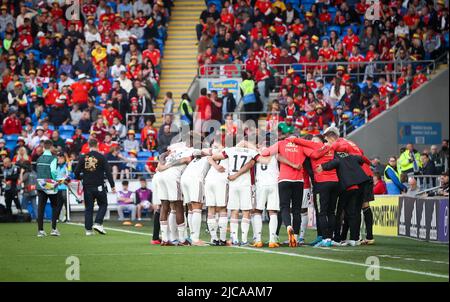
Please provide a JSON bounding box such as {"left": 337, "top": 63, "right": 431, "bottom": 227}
{"left": 0, "top": 221, "right": 448, "bottom": 282}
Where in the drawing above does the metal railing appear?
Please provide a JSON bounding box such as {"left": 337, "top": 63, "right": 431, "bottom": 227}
{"left": 198, "top": 58, "right": 442, "bottom": 83}
{"left": 413, "top": 175, "right": 442, "bottom": 191}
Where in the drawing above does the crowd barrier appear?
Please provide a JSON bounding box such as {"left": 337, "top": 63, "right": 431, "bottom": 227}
{"left": 398, "top": 196, "right": 448, "bottom": 243}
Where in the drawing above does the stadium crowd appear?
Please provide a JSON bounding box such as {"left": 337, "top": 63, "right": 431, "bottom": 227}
{"left": 196, "top": 0, "right": 448, "bottom": 134}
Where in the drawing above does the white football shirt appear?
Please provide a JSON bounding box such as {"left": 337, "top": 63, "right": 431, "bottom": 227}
{"left": 256, "top": 156, "right": 279, "bottom": 186}
{"left": 223, "top": 147, "right": 259, "bottom": 186}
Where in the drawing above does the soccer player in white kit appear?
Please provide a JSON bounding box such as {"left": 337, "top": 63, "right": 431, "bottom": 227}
{"left": 156, "top": 142, "right": 194, "bottom": 246}
{"left": 180, "top": 148, "right": 211, "bottom": 246}
{"left": 205, "top": 141, "right": 229, "bottom": 246}
{"left": 253, "top": 153, "right": 281, "bottom": 248}
{"left": 212, "top": 144, "right": 260, "bottom": 246}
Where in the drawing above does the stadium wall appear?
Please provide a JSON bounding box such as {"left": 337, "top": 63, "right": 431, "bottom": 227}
{"left": 348, "top": 68, "right": 449, "bottom": 161}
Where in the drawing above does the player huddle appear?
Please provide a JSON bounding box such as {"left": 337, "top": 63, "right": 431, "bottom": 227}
{"left": 151, "top": 126, "right": 375, "bottom": 248}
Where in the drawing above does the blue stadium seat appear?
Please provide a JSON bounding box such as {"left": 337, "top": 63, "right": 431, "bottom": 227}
{"left": 138, "top": 151, "right": 153, "bottom": 158}
{"left": 59, "top": 125, "right": 75, "bottom": 132}
{"left": 60, "top": 133, "right": 72, "bottom": 140}
{"left": 135, "top": 133, "right": 141, "bottom": 141}
{"left": 60, "top": 130, "right": 75, "bottom": 139}
{"left": 5, "top": 141, "right": 16, "bottom": 152}
{"left": 303, "top": 3, "right": 312, "bottom": 12}
{"left": 4, "top": 134, "right": 19, "bottom": 141}
{"left": 82, "top": 134, "right": 90, "bottom": 140}
{"left": 292, "top": 63, "right": 303, "bottom": 72}
{"left": 286, "top": 0, "right": 300, "bottom": 6}
{"left": 327, "top": 25, "right": 341, "bottom": 36}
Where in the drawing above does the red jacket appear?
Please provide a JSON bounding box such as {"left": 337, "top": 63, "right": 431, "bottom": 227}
{"left": 2, "top": 117, "right": 22, "bottom": 135}
{"left": 373, "top": 180, "right": 387, "bottom": 194}
{"left": 332, "top": 138, "right": 373, "bottom": 177}
{"left": 291, "top": 138, "right": 339, "bottom": 183}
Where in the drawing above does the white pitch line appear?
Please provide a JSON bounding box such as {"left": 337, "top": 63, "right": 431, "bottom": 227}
{"left": 377, "top": 255, "right": 449, "bottom": 265}
{"left": 235, "top": 247, "right": 449, "bottom": 279}
{"left": 0, "top": 251, "right": 254, "bottom": 258}
{"left": 65, "top": 222, "right": 449, "bottom": 280}
{"left": 66, "top": 222, "right": 152, "bottom": 236}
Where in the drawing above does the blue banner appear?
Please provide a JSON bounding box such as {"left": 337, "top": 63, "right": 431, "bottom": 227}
{"left": 398, "top": 122, "right": 442, "bottom": 145}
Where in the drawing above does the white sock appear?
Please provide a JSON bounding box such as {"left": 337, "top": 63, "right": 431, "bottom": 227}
{"left": 187, "top": 211, "right": 193, "bottom": 237}
{"left": 160, "top": 221, "right": 169, "bottom": 242}
{"left": 218, "top": 215, "right": 228, "bottom": 241}
{"left": 169, "top": 211, "right": 178, "bottom": 241}
{"left": 241, "top": 218, "right": 250, "bottom": 243}
{"left": 207, "top": 217, "right": 218, "bottom": 241}
{"left": 250, "top": 214, "right": 256, "bottom": 241}
{"left": 177, "top": 223, "right": 186, "bottom": 243}
{"left": 269, "top": 214, "right": 278, "bottom": 243}
{"left": 230, "top": 218, "right": 239, "bottom": 243}
{"left": 184, "top": 212, "right": 189, "bottom": 239}
{"left": 191, "top": 209, "right": 202, "bottom": 242}
{"left": 252, "top": 214, "right": 263, "bottom": 242}
{"left": 300, "top": 212, "right": 308, "bottom": 239}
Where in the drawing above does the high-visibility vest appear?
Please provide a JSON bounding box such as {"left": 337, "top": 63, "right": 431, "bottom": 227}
{"left": 384, "top": 165, "right": 400, "bottom": 184}
{"left": 179, "top": 98, "right": 193, "bottom": 116}
{"left": 239, "top": 79, "right": 255, "bottom": 96}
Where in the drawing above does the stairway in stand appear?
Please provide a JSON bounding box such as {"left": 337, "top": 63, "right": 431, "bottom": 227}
{"left": 153, "top": 0, "right": 204, "bottom": 128}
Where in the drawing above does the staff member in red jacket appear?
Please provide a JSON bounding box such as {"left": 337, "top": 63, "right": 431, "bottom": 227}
{"left": 287, "top": 135, "right": 339, "bottom": 247}
{"left": 323, "top": 126, "right": 374, "bottom": 244}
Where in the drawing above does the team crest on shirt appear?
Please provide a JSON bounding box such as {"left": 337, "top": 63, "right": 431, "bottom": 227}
{"left": 85, "top": 156, "right": 98, "bottom": 172}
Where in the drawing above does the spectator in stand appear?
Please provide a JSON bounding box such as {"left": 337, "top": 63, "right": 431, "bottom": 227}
{"left": 141, "top": 120, "right": 158, "bottom": 151}
{"left": 406, "top": 177, "right": 420, "bottom": 196}
{"left": 385, "top": 156, "right": 407, "bottom": 195}
{"left": 239, "top": 71, "right": 258, "bottom": 123}
{"left": 430, "top": 144, "right": 445, "bottom": 174}
{"left": 398, "top": 143, "right": 422, "bottom": 175}
{"left": 440, "top": 139, "right": 449, "bottom": 172}
{"left": 361, "top": 76, "right": 379, "bottom": 100}
{"left": 107, "top": 146, "right": 126, "bottom": 181}
{"left": 163, "top": 92, "right": 174, "bottom": 118}
{"left": 157, "top": 123, "right": 176, "bottom": 154}
{"left": 29, "top": 126, "right": 49, "bottom": 150}
{"left": 428, "top": 171, "right": 449, "bottom": 197}
{"left": 48, "top": 98, "right": 71, "bottom": 127}
{"left": 78, "top": 111, "right": 93, "bottom": 134}
{"left": 420, "top": 152, "right": 438, "bottom": 189}
{"left": 124, "top": 130, "right": 140, "bottom": 153}
{"left": 51, "top": 131, "right": 66, "bottom": 151}
{"left": 0, "top": 139, "right": 10, "bottom": 158}
{"left": 196, "top": 3, "right": 220, "bottom": 41}
{"left": 90, "top": 116, "right": 109, "bottom": 143}
{"left": 3, "top": 109, "right": 22, "bottom": 135}
{"left": 70, "top": 73, "right": 93, "bottom": 109}
{"left": 329, "top": 77, "right": 345, "bottom": 107}
{"left": 87, "top": 99, "right": 101, "bottom": 122}
{"left": 70, "top": 104, "right": 83, "bottom": 127}
{"left": 373, "top": 172, "right": 387, "bottom": 195}
{"left": 125, "top": 149, "right": 138, "bottom": 179}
